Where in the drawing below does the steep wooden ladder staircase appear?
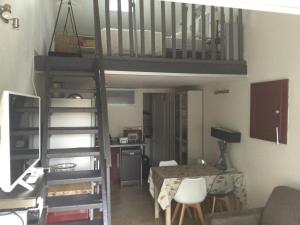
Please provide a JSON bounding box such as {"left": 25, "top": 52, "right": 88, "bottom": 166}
{"left": 38, "top": 1, "right": 111, "bottom": 225}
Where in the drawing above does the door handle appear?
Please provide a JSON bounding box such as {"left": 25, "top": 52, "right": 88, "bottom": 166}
{"left": 275, "top": 109, "right": 280, "bottom": 145}
{"left": 117, "top": 153, "right": 120, "bottom": 169}
{"left": 276, "top": 127, "right": 279, "bottom": 145}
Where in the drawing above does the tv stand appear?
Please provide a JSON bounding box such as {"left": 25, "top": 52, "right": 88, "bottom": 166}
{"left": 0, "top": 175, "right": 45, "bottom": 210}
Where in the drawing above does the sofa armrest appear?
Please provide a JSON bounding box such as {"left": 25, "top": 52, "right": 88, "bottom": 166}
{"left": 207, "top": 208, "right": 263, "bottom": 225}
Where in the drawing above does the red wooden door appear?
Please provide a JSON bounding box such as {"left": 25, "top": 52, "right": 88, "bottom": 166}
{"left": 110, "top": 148, "right": 120, "bottom": 185}
{"left": 250, "top": 79, "right": 288, "bottom": 144}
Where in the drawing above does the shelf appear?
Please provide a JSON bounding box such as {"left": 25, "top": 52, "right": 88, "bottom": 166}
{"left": 11, "top": 149, "right": 39, "bottom": 160}
{"left": 49, "top": 107, "right": 97, "bottom": 113}
{"left": 11, "top": 128, "right": 39, "bottom": 136}
{"left": 50, "top": 88, "right": 96, "bottom": 94}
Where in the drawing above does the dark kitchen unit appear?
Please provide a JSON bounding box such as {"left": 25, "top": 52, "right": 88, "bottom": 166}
{"left": 110, "top": 142, "right": 144, "bottom": 186}
{"left": 120, "top": 147, "right": 142, "bottom": 186}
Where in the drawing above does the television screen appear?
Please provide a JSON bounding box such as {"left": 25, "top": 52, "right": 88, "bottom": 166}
{"left": 0, "top": 91, "right": 40, "bottom": 192}
{"left": 9, "top": 94, "right": 40, "bottom": 185}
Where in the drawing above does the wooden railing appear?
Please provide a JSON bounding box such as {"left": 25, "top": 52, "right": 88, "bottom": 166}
{"left": 81, "top": 0, "right": 244, "bottom": 62}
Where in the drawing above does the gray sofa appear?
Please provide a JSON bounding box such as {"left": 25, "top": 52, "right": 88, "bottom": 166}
{"left": 207, "top": 186, "right": 300, "bottom": 225}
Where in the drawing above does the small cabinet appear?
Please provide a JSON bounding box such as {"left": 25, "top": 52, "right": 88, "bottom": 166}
{"left": 175, "top": 90, "right": 203, "bottom": 165}
{"left": 250, "top": 79, "right": 288, "bottom": 144}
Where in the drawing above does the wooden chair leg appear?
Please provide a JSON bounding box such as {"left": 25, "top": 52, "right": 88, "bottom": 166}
{"left": 223, "top": 196, "right": 233, "bottom": 211}
{"left": 172, "top": 203, "right": 181, "bottom": 224}
{"left": 178, "top": 204, "right": 186, "bottom": 225}
{"left": 187, "top": 207, "right": 193, "bottom": 218}
{"left": 195, "top": 204, "right": 205, "bottom": 225}
{"left": 193, "top": 208, "right": 198, "bottom": 219}
{"left": 211, "top": 196, "right": 216, "bottom": 213}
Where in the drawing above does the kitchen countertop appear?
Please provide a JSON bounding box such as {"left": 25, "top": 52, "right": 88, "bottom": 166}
{"left": 110, "top": 142, "right": 145, "bottom": 148}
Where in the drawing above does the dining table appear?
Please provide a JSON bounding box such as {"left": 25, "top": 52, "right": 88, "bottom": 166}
{"left": 150, "top": 164, "right": 246, "bottom": 225}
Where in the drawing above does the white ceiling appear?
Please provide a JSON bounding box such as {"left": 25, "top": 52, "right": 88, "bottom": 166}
{"left": 105, "top": 71, "right": 247, "bottom": 88}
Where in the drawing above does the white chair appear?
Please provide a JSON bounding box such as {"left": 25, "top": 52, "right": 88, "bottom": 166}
{"left": 149, "top": 160, "right": 178, "bottom": 198}
{"left": 172, "top": 177, "right": 207, "bottom": 225}
{"left": 159, "top": 160, "right": 178, "bottom": 167}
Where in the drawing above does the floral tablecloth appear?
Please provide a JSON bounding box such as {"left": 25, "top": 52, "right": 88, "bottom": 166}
{"left": 150, "top": 164, "right": 246, "bottom": 210}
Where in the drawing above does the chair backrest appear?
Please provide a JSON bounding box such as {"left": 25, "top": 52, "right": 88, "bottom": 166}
{"left": 174, "top": 177, "right": 207, "bottom": 204}
{"left": 159, "top": 160, "right": 178, "bottom": 167}
{"left": 260, "top": 186, "right": 300, "bottom": 225}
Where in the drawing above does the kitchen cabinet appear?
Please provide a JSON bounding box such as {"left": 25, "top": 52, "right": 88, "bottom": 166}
{"left": 250, "top": 79, "right": 288, "bottom": 144}
{"left": 110, "top": 148, "right": 120, "bottom": 185}
{"left": 175, "top": 90, "right": 203, "bottom": 165}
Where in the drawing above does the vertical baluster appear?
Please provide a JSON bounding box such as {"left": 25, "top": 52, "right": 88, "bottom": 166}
{"left": 172, "top": 2, "right": 176, "bottom": 58}
{"left": 140, "top": 0, "right": 145, "bottom": 56}
{"left": 117, "top": 0, "right": 123, "bottom": 55}
{"left": 211, "top": 6, "right": 216, "bottom": 60}
{"left": 128, "top": 0, "right": 134, "bottom": 56}
{"left": 161, "top": 1, "right": 166, "bottom": 58}
{"left": 182, "top": 3, "right": 187, "bottom": 59}
{"left": 229, "top": 8, "right": 234, "bottom": 60}
{"left": 238, "top": 9, "right": 244, "bottom": 61}
{"left": 201, "top": 5, "right": 206, "bottom": 60}
{"left": 151, "top": 0, "right": 155, "bottom": 56}
{"left": 191, "top": 4, "right": 196, "bottom": 59}
{"left": 220, "top": 7, "right": 226, "bottom": 60}
{"left": 105, "top": 0, "right": 111, "bottom": 56}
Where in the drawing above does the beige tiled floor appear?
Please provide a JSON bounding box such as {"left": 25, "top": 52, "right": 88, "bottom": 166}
{"left": 111, "top": 184, "right": 208, "bottom": 225}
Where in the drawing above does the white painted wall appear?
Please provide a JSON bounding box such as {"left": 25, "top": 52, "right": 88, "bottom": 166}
{"left": 203, "top": 11, "right": 300, "bottom": 208}
{"left": 108, "top": 89, "right": 143, "bottom": 137}
{"left": 187, "top": 90, "right": 203, "bottom": 164}
{"left": 108, "top": 89, "right": 170, "bottom": 137}
{"left": 0, "top": 0, "right": 55, "bottom": 95}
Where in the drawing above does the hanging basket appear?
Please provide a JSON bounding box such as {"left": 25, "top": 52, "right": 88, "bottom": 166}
{"left": 48, "top": 0, "right": 82, "bottom": 57}
{"left": 54, "top": 32, "right": 81, "bottom": 54}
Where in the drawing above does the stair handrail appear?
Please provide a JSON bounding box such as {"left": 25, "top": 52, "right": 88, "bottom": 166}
{"left": 93, "top": 0, "right": 112, "bottom": 225}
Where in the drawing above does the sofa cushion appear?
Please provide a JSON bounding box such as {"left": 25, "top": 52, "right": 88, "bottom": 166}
{"left": 260, "top": 186, "right": 300, "bottom": 225}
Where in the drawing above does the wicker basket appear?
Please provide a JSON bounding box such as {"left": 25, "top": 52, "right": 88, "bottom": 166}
{"left": 54, "top": 32, "right": 80, "bottom": 54}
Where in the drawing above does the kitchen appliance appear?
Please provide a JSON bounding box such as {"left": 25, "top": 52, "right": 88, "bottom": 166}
{"left": 119, "top": 137, "right": 128, "bottom": 144}
{"left": 120, "top": 147, "right": 141, "bottom": 186}
{"left": 123, "top": 127, "right": 142, "bottom": 143}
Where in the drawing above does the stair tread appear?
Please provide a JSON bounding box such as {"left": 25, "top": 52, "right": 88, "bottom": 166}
{"left": 47, "top": 170, "right": 102, "bottom": 185}
{"left": 50, "top": 88, "right": 96, "bottom": 93}
{"left": 47, "top": 147, "right": 99, "bottom": 158}
{"left": 49, "top": 71, "right": 95, "bottom": 77}
{"left": 46, "top": 219, "right": 103, "bottom": 225}
{"left": 46, "top": 194, "right": 102, "bottom": 212}
{"left": 49, "top": 107, "right": 97, "bottom": 113}
{"left": 48, "top": 127, "right": 98, "bottom": 134}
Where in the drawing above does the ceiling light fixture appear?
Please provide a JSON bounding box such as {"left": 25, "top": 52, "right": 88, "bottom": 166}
{"left": 0, "top": 4, "right": 20, "bottom": 29}
{"left": 161, "top": 0, "right": 300, "bottom": 15}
